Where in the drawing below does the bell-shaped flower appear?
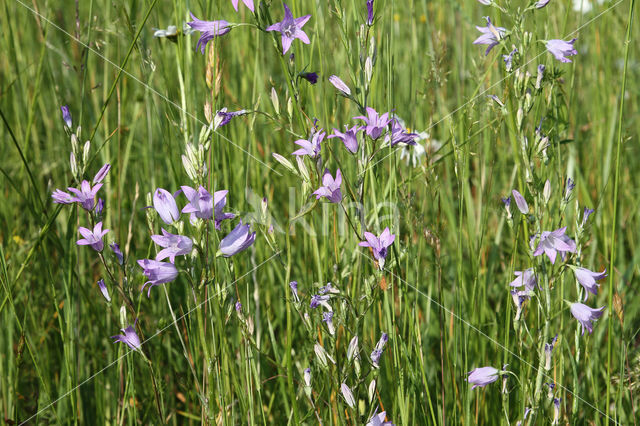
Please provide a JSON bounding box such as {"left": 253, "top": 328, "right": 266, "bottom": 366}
{"left": 328, "top": 125, "right": 360, "bottom": 154}
{"left": 546, "top": 38, "right": 578, "bottom": 63}
{"left": 385, "top": 118, "right": 417, "bottom": 147}
{"left": 533, "top": 227, "right": 576, "bottom": 264}
{"left": 292, "top": 129, "right": 325, "bottom": 158}
{"left": 511, "top": 189, "right": 529, "bottom": 214}
{"left": 181, "top": 185, "right": 214, "bottom": 220}
{"left": 367, "top": 408, "right": 393, "bottom": 426}
{"left": 329, "top": 75, "right": 351, "bottom": 96}
{"left": 187, "top": 13, "right": 231, "bottom": 54}
{"left": 354, "top": 107, "right": 391, "bottom": 140}
{"left": 313, "top": 169, "right": 342, "bottom": 203}
{"left": 473, "top": 17, "right": 506, "bottom": 55}
{"left": 151, "top": 229, "right": 193, "bottom": 263}
{"left": 77, "top": 222, "right": 109, "bottom": 251}
{"left": 219, "top": 220, "right": 256, "bottom": 257}
{"left": 572, "top": 266, "right": 607, "bottom": 301}
{"left": 467, "top": 366, "right": 500, "bottom": 389}
{"left": 359, "top": 227, "right": 395, "bottom": 268}
{"left": 137, "top": 259, "right": 179, "bottom": 297}
{"left": 213, "top": 190, "right": 235, "bottom": 229}
{"left": 153, "top": 188, "right": 180, "bottom": 224}
{"left": 111, "top": 323, "right": 142, "bottom": 351}
{"left": 231, "top": 0, "right": 254, "bottom": 12}
{"left": 570, "top": 302, "right": 605, "bottom": 335}
{"left": 97, "top": 279, "right": 111, "bottom": 302}
{"left": 68, "top": 180, "right": 103, "bottom": 211}
{"left": 509, "top": 268, "right": 537, "bottom": 292}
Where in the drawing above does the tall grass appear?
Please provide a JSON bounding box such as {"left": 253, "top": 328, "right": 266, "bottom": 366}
{"left": 0, "top": 0, "right": 638, "bottom": 424}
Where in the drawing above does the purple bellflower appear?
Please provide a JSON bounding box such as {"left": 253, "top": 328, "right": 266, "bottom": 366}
{"left": 473, "top": 17, "right": 506, "bottom": 55}
{"left": 533, "top": 227, "right": 576, "bottom": 264}
{"left": 467, "top": 366, "right": 500, "bottom": 389}
{"left": 181, "top": 185, "right": 214, "bottom": 220}
{"left": 67, "top": 180, "right": 103, "bottom": 211}
{"left": 572, "top": 266, "right": 607, "bottom": 301}
{"left": 328, "top": 125, "right": 360, "bottom": 154}
{"left": 355, "top": 107, "right": 391, "bottom": 140}
{"left": 215, "top": 108, "right": 248, "bottom": 129}
{"left": 323, "top": 311, "right": 336, "bottom": 335}
{"left": 97, "top": 279, "right": 111, "bottom": 302}
{"left": 151, "top": 229, "right": 193, "bottom": 263}
{"left": 310, "top": 294, "right": 331, "bottom": 310}
{"left": 544, "top": 334, "right": 558, "bottom": 370}
{"left": 60, "top": 105, "right": 72, "bottom": 128}
{"left": 213, "top": 190, "right": 235, "bottom": 229}
{"left": 187, "top": 13, "right": 231, "bottom": 54}
{"left": 385, "top": 118, "right": 418, "bottom": 146}
{"left": 231, "top": 0, "right": 254, "bottom": 12}
{"left": 511, "top": 189, "right": 529, "bottom": 214}
{"left": 570, "top": 302, "right": 605, "bottom": 335}
{"left": 111, "top": 323, "right": 142, "bottom": 351}
{"left": 95, "top": 198, "right": 104, "bottom": 216}
{"left": 313, "top": 169, "right": 342, "bottom": 203}
{"left": 581, "top": 207, "right": 595, "bottom": 227}
{"left": 367, "top": 408, "right": 393, "bottom": 426}
{"left": 52, "top": 189, "right": 75, "bottom": 204}
{"left": 266, "top": 4, "right": 311, "bottom": 55}
{"left": 110, "top": 242, "right": 124, "bottom": 264}
{"left": 366, "top": 0, "right": 374, "bottom": 26}
{"left": 546, "top": 39, "right": 578, "bottom": 63}
{"left": 329, "top": 75, "right": 351, "bottom": 96}
{"left": 219, "top": 220, "right": 256, "bottom": 257}
{"left": 503, "top": 48, "right": 517, "bottom": 71}
{"left": 300, "top": 72, "right": 319, "bottom": 84}
{"left": 292, "top": 129, "right": 325, "bottom": 158}
{"left": 359, "top": 227, "right": 395, "bottom": 268}
{"left": 138, "top": 259, "right": 179, "bottom": 297}
{"left": 509, "top": 268, "right": 537, "bottom": 292}
{"left": 93, "top": 164, "right": 111, "bottom": 184}
{"left": 77, "top": 222, "right": 109, "bottom": 251}
{"left": 153, "top": 188, "right": 181, "bottom": 225}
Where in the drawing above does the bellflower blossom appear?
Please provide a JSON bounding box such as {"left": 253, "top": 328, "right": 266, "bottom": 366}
{"left": 187, "top": 14, "right": 231, "bottom": 54}
{"left": 572, "top": 266, "right": 607, "bottom": 301}
{"left": 110, "top": 242, "right": 124, "bottom": 264}
{"left": 213, "top": 190, "right": 235, "bottom": 229}
{"left": 355, "top": 107, "right": 391, "bottom": 140}
{"left": 181, "top": 185, "right": 214, "bottom": 220}
{"left": 370, "top": 332, "right": 389, "bottom": 368}
{"left": 292, "top": 129, "right": 325, "bottom": 158}
{"left": 52, "top": 189, "right": 75, "bottom": 204}
{"left": 511, "top": 189, "right": 529, "bottom": 214}
{"left": 359, "top": 227, "right": 395, "bottom": 268}
{"left": 570, "top": 302, "right": 605, "bottom": 335}
{"left": 151, "top": 229, "right": 193, "bottom": 263}
{"left": 266, "top": 4, "right": 311, "bottom": 55}
{"left": 385, "top": 118, "right": 418, "bottom": 146}
{"left": 231, "top": 0, "right": 254, "bottom": 12}
{"left": 77, "top": 222, "right": 109, "bottom": 251}
{"left": 366, "top": 0, "right": 374, "bottom": 26}
{"left": 533, "top": 227, "right": 576, "bottom": 264}
{"left": 473, "top": 17, "right": 506, "bottom": 55}
{"left": 153, "top": 188, "right": 180, "bottom": 225}
{"left": 138, "top": 259, "right": 179, "bottom": 296}
{"left": 367, "top": 408, "right": 393, "bottom": 426}
{"left": 95, "top": 198, "right": 104, "bottom": 216}
{"left": 219, "top": 220, "right": 256, "bottom": 257}
{"left": 93, "top": 164, "right": 111, "bottom": 184}
{"left": 67, "top": 180, "right": 103, "bottom": 211}
{"left": 328, "top": 125, "right": 360, "bottom": 154}
{"left": 581, "top": 207, "right": 595, "bottom": 227}
{"left": 546, "top": 38, "right": 578, "bottom": 63}
{"left": 111, "top": 323, "right": 142, "bottom": 351}
{"left": 60, "top": 105, "right": 72, "bottom": 128}
{"left": 329, "top": 75, "right": 351, "bottom": 96}
{"left": 97, "top": 279, "right": 111, "bottom": 302}
{"left": 214, "top": 108, "right": 248, "bottom": 129}
{"left": 511, "top": 289, "right": 530, "bottom": 321}
{"left": 544, "top": 334, "right": 558, "bottom": 370}
{"left": 300, "top": 72, "right": 319, "bottom": 84}
{"left": 467, "top": 366, "right": 500, "bottom": 389}
{"left": 509, "top": 268, "right": 537, "bottom": 292}
{"left": 313, "top": 169, "right": 342, "bottom": 203}
{"left": 323, "top": 311, "right": 335, "bottom": 335}
{"left": 310, "top": 294, "right": 332, "bottom": 310}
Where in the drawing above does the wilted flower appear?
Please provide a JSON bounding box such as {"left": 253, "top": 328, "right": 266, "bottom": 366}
{"left": 214, "top": 108, "right": 248, "bottom": 129}
{"left": 303, "top": 367, "right": 311, "bottom": 387}
{"left": 473, "top": 17, "right": 506, "bottom": 55}
{"left": 544, "top": 334, "right": 558, "bottom": 370}
{"left": 503, "top": 48, "right": 517, "bottom": 71}
{"left": 151, "top": 229, "right": 193, "bottom": 263}
{"left": 511, "top": 189, "right": 529, "bottom": 214}
{"left": 509, "top": 268, "right": 537, "bottom": 292}
{"left": 572, "top": 266, "right": 607, "bottom": 301}
{"left": 313, "top": 169, "right": 342, "bottom": 203}
{"left": 60, "top": 105, "right": 72, "bottom": 128}
{"left": 552, "top": 398, "right": 561, "bottom": 425}
{"left": 370, "top": 332, "right": 388, "bottom": 368}
{"left": 181, "top": 185, "right": 214, "bottom": 220}
{"left": 533, "top": 227, "right": 576, "bottom": 264}
{"left": 68, "top": 180, "right": 103, "bottom": 211}
{"left": 187, "top": 13, "right": 231, "bottom": 54}
{"left": 385, "top": 118, "right": 418, "bottom": 146}
{"left": 467, "top": 366, "right": 500, "bottom": 389}
{"left": 546, "top": 38, "right": 578, "bottom": 63}
{"left": 359, "top": 227, "right": 395, "bottom": 268}
{"left": 77, "top": 222, "right": 109, "bottom": 251}
{"left": 111, "top": 324, "right": 142, "bottom": 351}
{"left": 219, "top": 220, "right": 256, "bottom": 257}
{"left": 300, "top": 72, "right": 319, "bottom": 84}
{"left": 545, "top": 382, "right": 556, "bottom": 399}
{"left": 292, "top": 129, "right": 325, "bottom": 158}
{"left": 266, "top": 4, "right": 311, "bottom": 55}
{"left": 355, "top": 107, "right": 391, "bottom": 140}
{"left": 153, "top": 188, "right": 180, "bottom": 225}
{"left": 97, "top": 279, "right": 111, "bottom": 302}
{"left": 511, "top": 289, "right": 530, "bottom": 321}
{"left": 536, "top": 64, "right": 546, "bottom": 89}
{"left": 329, "top": 75, "right": 351, "bottom": 96}
{"left": 570, "top": 302, "right": 605, "bottom": 335}
{"left": 110, "top": 242, "right": 124, "bottom": 264}
{"left": 138, "top": 259, "right": 179, "bottom": 297}
{"left": 319, "top": 282, "right": 340, "bottom": 295}
{"left": 328, "top": 125, "right": 360, "bottom": 154}
{"left": 231, "top": 0, "right": 254, "bottom": 12}
{"left": 93, "top": 164, "right": 111, "bottom": 184}
{"left": 341, "top": 383, "right": 356, "bottom": 408}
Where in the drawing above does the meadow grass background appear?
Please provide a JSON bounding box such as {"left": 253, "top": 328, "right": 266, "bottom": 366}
{"left": 1, "top": 0, "right": 639, "bottom": 424}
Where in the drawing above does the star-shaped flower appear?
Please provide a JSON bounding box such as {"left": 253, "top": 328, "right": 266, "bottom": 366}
{"left": 266, "top": 4, "right": 311, "bottom": 55}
